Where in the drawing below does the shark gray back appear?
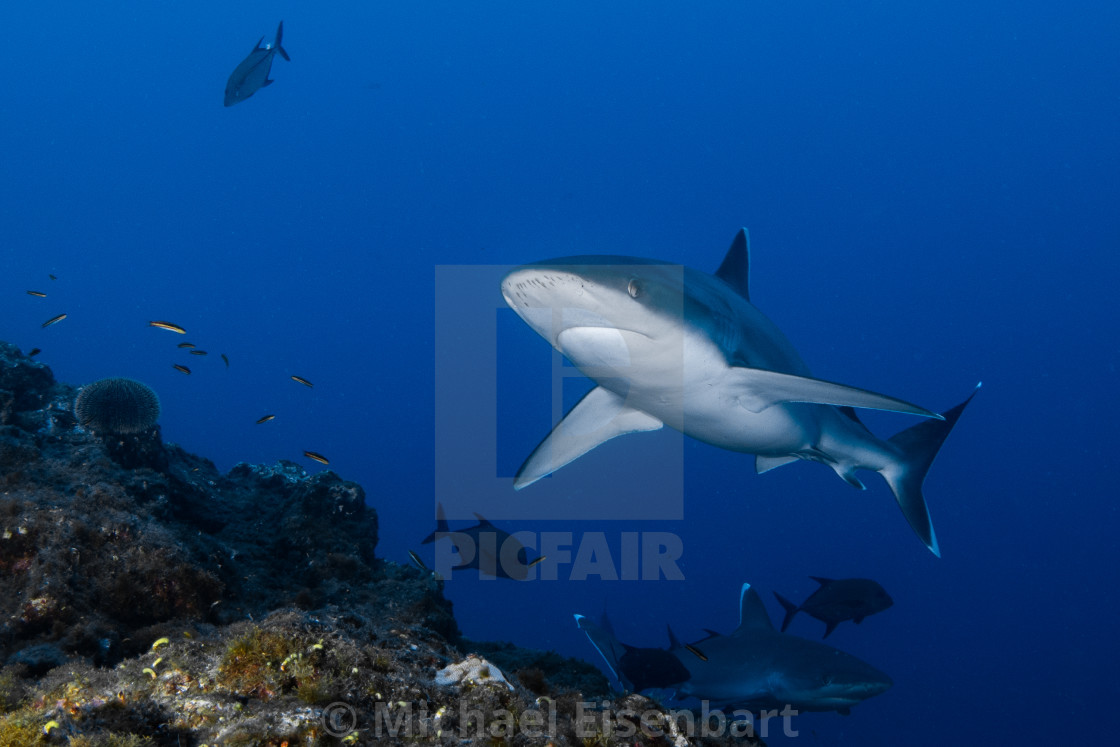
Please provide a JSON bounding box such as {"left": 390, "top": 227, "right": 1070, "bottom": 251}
{"left": 502, "top": 229, "right": 978, "bottom": 554}
{"left": 224, "top": 21, "right": 291, "bottom": 106}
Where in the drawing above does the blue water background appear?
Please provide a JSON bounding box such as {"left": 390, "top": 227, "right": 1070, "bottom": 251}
{"left": 1, "top": 2, "right": 1117, "bottom": 744}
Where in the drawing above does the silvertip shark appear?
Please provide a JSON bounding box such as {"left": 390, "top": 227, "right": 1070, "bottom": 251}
{"left": 224, "top": 21, "right": 291, "bottom": 107}
{"left": 501, "top": 228, "right": 978, "bottom": 555}
{"left": 575, "top": 583, "right": 893, "bottom": 715}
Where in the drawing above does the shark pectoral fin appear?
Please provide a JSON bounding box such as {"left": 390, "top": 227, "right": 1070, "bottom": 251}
{"left": 729, "top": 367, "right": 942, "bottom": 419}
{"left": 513, "top": 386, "right": 663, "bottom": 489}
{"left": 756, "top": 454, "right": 798, "bottom": 474}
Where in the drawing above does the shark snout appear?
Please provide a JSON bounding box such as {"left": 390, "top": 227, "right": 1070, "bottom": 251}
{"left": 502, "top": 267, "right": 627, "bottom": 349}
{"left": 832, "top": 670, "right": 893, "bottom": 702}
{"left": 501, "top": 267, "right": 587, "bottom": 311}
{"left": 852, "top": 675, "right": 893, "bottom": 697}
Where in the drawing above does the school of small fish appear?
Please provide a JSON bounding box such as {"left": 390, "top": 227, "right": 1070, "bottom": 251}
{"left": 14, "top": 270, "right": 328, "bottom": 469}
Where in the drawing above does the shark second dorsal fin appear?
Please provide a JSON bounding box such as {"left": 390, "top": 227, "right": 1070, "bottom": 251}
{"left": 715, "top": 228, "right": 751, "bottom": 301}
{"left": 735, "top": 583, "right": 775, "bottom": 633}
{"left": 666, "top": 624, "right": 682, "bottom": 649}
{"left": 810, "top": 576, "right": 834, "bottom": 586}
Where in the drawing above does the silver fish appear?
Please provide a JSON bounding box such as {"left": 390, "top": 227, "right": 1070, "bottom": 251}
{"left": 224, "top": 21, "right": 290, "bottom": 107}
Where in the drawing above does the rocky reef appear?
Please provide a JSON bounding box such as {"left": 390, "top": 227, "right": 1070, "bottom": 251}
{"left": 0, "top": 341, "right": 764, "bottom": 746}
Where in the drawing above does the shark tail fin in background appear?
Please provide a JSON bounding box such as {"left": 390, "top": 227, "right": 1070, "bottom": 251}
{"left": 275, "top": 21, "right": 291, "bottom": 61}
{"left": 574, "top": 614, "right": 627, "bottom": 688}
{"left": 881, "top": 384, "right": 980, "bottom": 557}
{"left": 773, "top": 592, "right": 799, "bottom": 632}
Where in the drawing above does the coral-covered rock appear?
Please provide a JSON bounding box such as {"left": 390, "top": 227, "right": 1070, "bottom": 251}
{"left": 0, "top": 343, "right": 765, "bottom": 746}
{"left": 0, "top": 342, "right": 55, "bottom": 420}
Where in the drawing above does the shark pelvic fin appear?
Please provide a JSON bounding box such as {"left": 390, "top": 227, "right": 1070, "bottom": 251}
{"left": 715, "top": 228, "right": 751, "bottom": 301}
{"left": 729, "top": 367, "right": 942, "bottom": 418}
{"left": 735, "top": 583, "right": 775, "bottom": 633}
{"left": 881, "top": 384, "right": 980, "bottom": 557}
{"left": 513, "top": 386, "right": 663, "bottom": 489}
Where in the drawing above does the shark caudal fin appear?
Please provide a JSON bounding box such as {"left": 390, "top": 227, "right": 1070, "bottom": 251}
{"left": 574, "top": 614, "right": 627, "bottom": 686}
{"left": 274, "top": 21, "right": 291, "bottom": 61}
{"left": 882, "top": 384, "right": 980, "bottom": 557}
{"left": 773, "top": 592, "right": 800, "bottom": 632}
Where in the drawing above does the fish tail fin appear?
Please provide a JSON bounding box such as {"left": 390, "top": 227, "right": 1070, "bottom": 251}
{"left": 275, "top": 20, "right": 291, "bottom": 61}
{"left": 574, "top": 614, "right": 627, "bottom": 687}
{"left": 773, "top": 592, "right": 799, "bottom": 632}
{"left": 420, "top": 502, "right": 450, "bottom": 544}
{"left": 881, "top": 384, "right": 980, "bottom": 557}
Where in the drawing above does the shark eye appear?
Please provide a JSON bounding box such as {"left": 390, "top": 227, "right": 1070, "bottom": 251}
{"left": 627, "top": 279, "right": 642, "bottom": 299}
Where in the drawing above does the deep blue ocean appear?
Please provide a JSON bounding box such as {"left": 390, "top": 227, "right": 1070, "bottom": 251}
{"left": 2, "top": 1, "right": 1117, "bottom": 744}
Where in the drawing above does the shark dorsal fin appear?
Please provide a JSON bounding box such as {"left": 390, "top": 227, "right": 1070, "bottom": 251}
{"left": 714, "top": 228, "right": 751, "bottom": 302}
{"left": 666, "top": 625, "right": 681, "bottom": 649}
{"left": 735, "top": 583, "right": 775, "bottom": 632}
{"left": 472, "top": 512, "right": 493, "bottom": 526}
{"left": 810, "top": 576, "right": 835, "bottom": 586}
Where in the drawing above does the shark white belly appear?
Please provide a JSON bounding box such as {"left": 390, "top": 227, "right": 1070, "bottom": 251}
{"left": 502, "top": 229, "right": 976, "bottom": 555}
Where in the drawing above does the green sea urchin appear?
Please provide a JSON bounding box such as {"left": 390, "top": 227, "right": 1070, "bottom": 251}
{"left": 74, "top": 377, "right": 161, "bottom": 434}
